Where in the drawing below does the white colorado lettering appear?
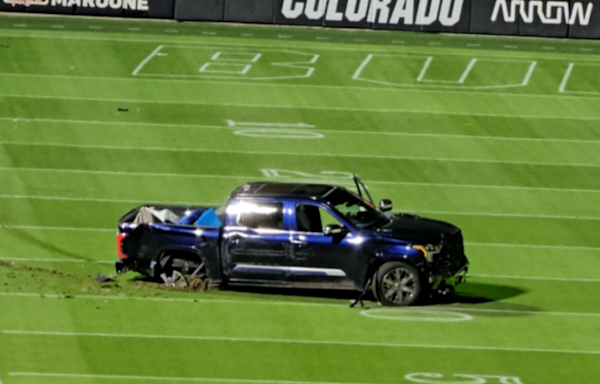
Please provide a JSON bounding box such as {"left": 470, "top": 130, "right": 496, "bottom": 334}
{"left": 367, "top": 0, "right": 392, "bottom": 23}
{"left": 415, "top": 0, "right": 440, "bottom": 25}
{"left": 390, "top": 0, "right": 415, "bottom": 24}
{"left": 326, "top": 0, "right": 344, "bottom": 21}
{"left": 305, "top": 0, "right": 327, "bottom": 20}
{"left": 109, "top": 0, "right": 121, "bottom": 8}
{"left": 345, "top": 0, "right": 370, "bottom": 22}
{"left": 282, "top": 0, "right": 304, "bottom": 18}
{"left": 439, "top": 0, "right": 463, "bottom": 26}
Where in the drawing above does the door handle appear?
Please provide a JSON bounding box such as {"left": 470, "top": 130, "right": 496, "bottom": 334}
{"left": 290, "top": 239, "right": 306, "bottom": 245}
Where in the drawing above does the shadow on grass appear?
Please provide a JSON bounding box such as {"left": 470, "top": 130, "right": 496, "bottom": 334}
{"left": 128, "top": 276, "right": 538, "bottom": 314}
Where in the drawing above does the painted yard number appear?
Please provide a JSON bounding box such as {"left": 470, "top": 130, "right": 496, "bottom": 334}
{"left": 200, "top": 52, "right": 262, "bottom": 74}
{"left": 406, "top": 373, "right": 524, "bottom": 384}
{"left": 226, "top": 120, "right": 323, "bottom": 139}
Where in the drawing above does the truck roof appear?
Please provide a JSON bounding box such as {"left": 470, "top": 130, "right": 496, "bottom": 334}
{"left": 231, "top": 182, "right": 338, "bottom": 199}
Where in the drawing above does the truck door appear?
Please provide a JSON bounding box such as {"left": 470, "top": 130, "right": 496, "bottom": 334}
{"left": 289, "top": 203, "right": 363, "bottom": 289}
{"left": 222, "top": 200, "right": 292, "bottom": 281}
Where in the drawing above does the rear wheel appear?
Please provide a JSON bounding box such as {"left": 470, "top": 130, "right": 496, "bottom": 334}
{"left": 157, "top": 253, "right": 206, "bottom": 289}
{"left": 375, "top": 261, "right": 422, "bottom": 306}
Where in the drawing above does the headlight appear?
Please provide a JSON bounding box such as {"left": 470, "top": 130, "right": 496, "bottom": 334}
{"left": 411, "top": 244, "right": 442, "bottom": 260}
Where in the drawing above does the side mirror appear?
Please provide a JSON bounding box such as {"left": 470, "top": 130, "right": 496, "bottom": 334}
{"left": 324, "top": 224, "right": 344, "bottom": 236}
{"left": 379, "top": 199, "right": 393, "bottom": 212}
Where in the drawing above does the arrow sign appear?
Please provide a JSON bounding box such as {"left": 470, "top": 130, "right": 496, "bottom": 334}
{"left": 226, "top": 120, "right": 315, "bottom": 129}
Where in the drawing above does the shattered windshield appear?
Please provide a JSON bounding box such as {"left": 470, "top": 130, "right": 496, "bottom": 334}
{"left": 326, "top": 188, "right": 388, "bottom": 229}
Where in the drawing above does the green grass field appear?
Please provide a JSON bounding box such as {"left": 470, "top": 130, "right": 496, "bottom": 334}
{"left": 1, "top": 13, "right": 600, "bottom": 384}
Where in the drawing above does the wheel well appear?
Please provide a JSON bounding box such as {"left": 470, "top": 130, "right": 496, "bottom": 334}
{"left": 156, "top": 250, "right": 205, "bottom": 276}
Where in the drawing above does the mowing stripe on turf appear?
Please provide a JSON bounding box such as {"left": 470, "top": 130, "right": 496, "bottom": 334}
{"left": 3, "top": 117, "right": 600, "bottom": 144}
{"left": 1, "top": 95, "right": 600, "bottom": 121}
{"left": 1, "top": 225, "right": 599, "bottom": 250}
{"left": 3, "top": 71, "right": 600, "bottom": 101}
{"left": 0, "top": 194, "right": 213, "bottom": 206}
{"left": 4, "top": 330, "right": 600, "bottom": 355}
{"left": 1, "top": 195, "right": 599, "bottom": 221}
{"left": 0, "top": 259, "right": 598, "bottom": 282}
{"left": 2, "top": 294, "right": 600, "bottom": 315}
{"left": 3, "top": 166, "right": 600, "bottom": 194}
{"left": 0, "top": 32, "right": 598, "bottom": 62}
{"left": 2, "top": 141, "right": 600, "bottom": 168}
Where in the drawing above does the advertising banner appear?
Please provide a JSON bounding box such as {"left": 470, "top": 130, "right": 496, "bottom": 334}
{"left": 0, "top": 0, "right": 173, "bottom": 18}
{"left": 224, "top": 0, "right": 274, "bottom": 23}
{"left": 174, "top": 0, "right": 223, "bottom": 21}
{"left": 273, "top": 0, "right": 325, "bottom": 25}
{"left": 471, "top": 0, "right": 595, "bottom": 37}
{"left": 376, "top": 0, "right": 471, "bottom": 32}
{"left": 569, "top": 0, "right": 600, "bottom": 38}
{"left": 275, "top": 0, "right": 470, "bottom": 31}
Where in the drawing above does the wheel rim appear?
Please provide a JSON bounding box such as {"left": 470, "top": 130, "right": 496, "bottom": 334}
{"left": 381, "top": 267, "right": 417, "bottom": 304}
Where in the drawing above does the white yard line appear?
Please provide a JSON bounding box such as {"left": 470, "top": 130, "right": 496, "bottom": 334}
{"left": 0, "top": 258, "right": 112, "bottom": 264}
{"left": 559, "top": 63, "right": 574, "bottom": 93}
{"left": 0, "top": 194, "right": 200, "bottom": 205}
{"left": 521, "top": 61, "right": 537, "bottom": 86}
{"left": 2, "top": 94, "right": 600, "bottom": 121}
{"left": 6, "top": 117, "right": 600, "bottom": 144}
{"left": 3, "top": 140, "right": 600, "bottom": 168}
{"left": 466, "top": 242, "right": 600, "bottom": 251}
{"left": 0, "top": 225, "right": 114, "bottom": 232}
{"left": 2, "top": 166, "right": 600, "bottom": 194}
{"left": 132, "top": 45, "right": 163, "bottom": 76}
{"left": 416, "top": 57, "right": 432, "bottom": 82}
{"left": 4, "top": 330, "right": 600, "bottom": 354}
{"left": 8, "top": 373, "right": 378, "bottom": 384}
{"left": 409, "top": 209, "right": 600, "bottom": 221}
{"left": 458, "top": 59, "right": 477, "bottom": 84}
{"left": 352, "top": 54, "right": 373, "bottom": 80}
{"left": 470, "top": 274, "right": 600, "bottom": 283}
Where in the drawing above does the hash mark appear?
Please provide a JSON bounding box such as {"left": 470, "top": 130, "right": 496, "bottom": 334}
{"left": 165, "top": 29, "right": 178, "bottom": 33}
{"left": 89, "top": 26, "right": 102, "bottom": 30}
{"left": 467, "top": 44, "right": 480, "bottom": 47}
{"left": 51, "top": 25, "right": 64, "bottom": 29}
{"left": 203, "top": 31, "right": 216, "bottom": 35}
{"left": 278, "top": 35, "right": 292, "bottom": 38}
{"left": 505, "top": 45, "right": 517, "bottom": 49}
{"left": 428, "top": 42, "right": 442, "bottom": 45}
{"left": 127, "top": 28, "right": 141, "bottom": 31}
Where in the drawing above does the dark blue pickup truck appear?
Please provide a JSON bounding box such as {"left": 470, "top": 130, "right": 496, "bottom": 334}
{"left": 115, "top": 176, "right": 468, "bottom": 306}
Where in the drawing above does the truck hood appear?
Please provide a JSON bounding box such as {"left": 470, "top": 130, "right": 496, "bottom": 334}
{"left": 373, "top": 213, "right": 459, "bottom": 244}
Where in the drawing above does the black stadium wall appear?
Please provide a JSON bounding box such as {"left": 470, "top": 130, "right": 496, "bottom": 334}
{"left": 2, "top": 0, "right": 600, "bottom": 39}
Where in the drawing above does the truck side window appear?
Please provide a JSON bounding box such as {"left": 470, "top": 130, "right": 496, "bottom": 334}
{"left": 237, "top": 202, "right": 284, "bottom": 230}
{"left": 296, "top": 205, "right": 343, "bottom": 233}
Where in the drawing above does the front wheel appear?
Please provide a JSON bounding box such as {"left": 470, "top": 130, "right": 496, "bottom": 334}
{"left": 375, "top": 261, "right": 422, "bottom": 306}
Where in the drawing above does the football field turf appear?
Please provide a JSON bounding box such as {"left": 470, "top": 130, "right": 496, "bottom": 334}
{"left": 1, "top": 13, "right": 600, "bottom": 384}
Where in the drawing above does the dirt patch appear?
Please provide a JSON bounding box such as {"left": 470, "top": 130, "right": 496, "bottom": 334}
{"left": 134, "top": 275, "right": 210, "bottom": 292}
{"left": 0, "top": 260, "right": 87, "bottom": 282}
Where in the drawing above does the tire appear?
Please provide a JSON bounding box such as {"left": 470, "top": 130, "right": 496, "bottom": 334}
{"left": 375, "top": 261, "right": 422, "bottom": 306}
{"left": 371, "top": 269, "right": 380, "bottom": 304}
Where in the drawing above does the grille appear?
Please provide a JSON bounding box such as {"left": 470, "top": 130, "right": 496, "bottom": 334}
{"left": 434, "top": 231, "right": 468, "bottom": 277}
